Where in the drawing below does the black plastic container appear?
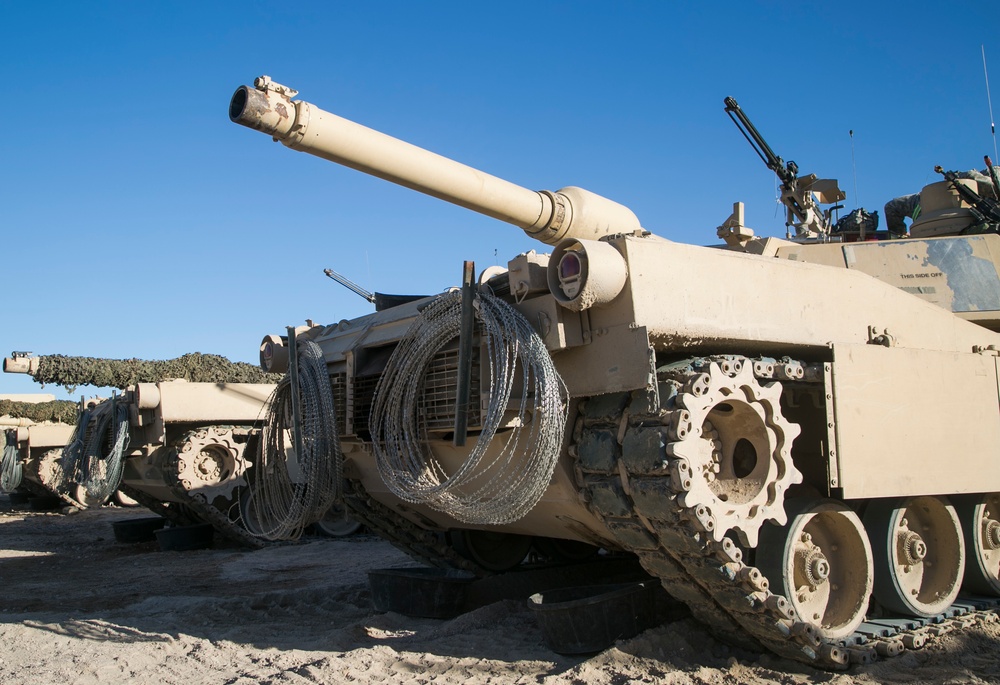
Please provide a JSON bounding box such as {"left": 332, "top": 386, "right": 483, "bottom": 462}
{"left": 155, "top": 522, "right": 215, "bottom": 551}
{"left": 6, "top": 491, "right": 30, "bottom": 506}
{"left": 27, "top": 495, "right": 62, "bottom": 511}
{"left": 112, "top": 516, "right": 167, "bottom": 543}
{"left": 528, "top": 581, "right": 656, "bottom": 654}
{"left": 368, "top": 567, "right": 476, "bottom": 619}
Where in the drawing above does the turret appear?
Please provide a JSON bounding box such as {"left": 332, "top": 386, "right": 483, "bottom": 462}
{"left": 229, "top": 76, "right": 641, "bottom": 245}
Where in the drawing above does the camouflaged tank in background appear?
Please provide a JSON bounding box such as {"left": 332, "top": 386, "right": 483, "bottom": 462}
{"left": 230, "top": 76, "right": 1000, "bottom": 668}
{"left": 1, "top": 394, "right": 76, "bottom": 500}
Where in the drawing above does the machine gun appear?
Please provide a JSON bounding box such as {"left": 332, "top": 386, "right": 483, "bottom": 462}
{"left": 935, "top": 165, "right": 1000, "bottom": 230}
{"left": 724, "top": 97, "right": 845, "bottom": 241}
{"left": 323, "top": 268, "right": 427, "bottom": 312}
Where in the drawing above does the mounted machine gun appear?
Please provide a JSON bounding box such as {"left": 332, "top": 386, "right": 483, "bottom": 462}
{"left": 724, "top": 97, "right": 846, "bottom": 241}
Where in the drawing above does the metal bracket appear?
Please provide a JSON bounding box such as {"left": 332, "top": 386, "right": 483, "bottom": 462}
{"left": 286, "top": 325, "right": 305, "bottom": 470}
{"left": 253, "top": 75, "right": 299, "bottom": 98}
{"left": 453, "top": 261, "right": 476, "bottom": 447}
{"left": 867, "top": 326, "right": 895, "bottom": 347}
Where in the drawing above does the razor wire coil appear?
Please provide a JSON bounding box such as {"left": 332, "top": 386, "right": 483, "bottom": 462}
{"left": 1, "top": 429, "right": 22, "bottom": 493}
{"left": 243, "top": 339, "right": 342, "bottom": 541}
{"left": 62, "top": 400, "right": 130, "bottom": 504}
{"left": 371, "top": 289, "right": 568, "bottom": 525}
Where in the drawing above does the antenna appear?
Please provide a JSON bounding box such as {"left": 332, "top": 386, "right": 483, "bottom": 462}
{"left": 850, "top": 129, "right": 860, "bottom": 207}
{"left": 984, "top": 45, "right": 999, "bottom": 163}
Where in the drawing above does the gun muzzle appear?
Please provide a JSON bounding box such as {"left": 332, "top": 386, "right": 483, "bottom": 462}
{"left": 230, "top": 76, "right": 641, "bottom": 245}
{"left": 3, "top": 356, "right": 39, "bottom": 375}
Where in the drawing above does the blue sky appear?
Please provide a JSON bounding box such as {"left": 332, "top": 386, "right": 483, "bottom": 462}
{"left": 2, "top": 1, "right": 998, "bottom": 401}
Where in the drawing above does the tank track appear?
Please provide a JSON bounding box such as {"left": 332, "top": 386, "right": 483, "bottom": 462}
{"left": 118, "top": 482, "right": 199, "bottom": 526}
{"left": 18, "top": 478, "right": 53, "bottom": 499}
{"left": 166, "top": 428, "right": 271, "bottom": 548}
{"left": 574, "top": 355, "right": 1000, "bottom": 669}
{"left": 121, "top": 427, "right": 269, "bottom": 548}
{"left": 342, "top": 477, "right": 486, "bottom": 575}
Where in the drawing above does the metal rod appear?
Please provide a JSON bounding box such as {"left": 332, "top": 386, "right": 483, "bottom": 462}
{"left": 453, "top": 261, "right": 476, "bottom": 447}
{"left": 324, "top": 268, "right": 376, "bottom": 303}
{"left": 286, "top": 325, "right": 306, "bottom": 469}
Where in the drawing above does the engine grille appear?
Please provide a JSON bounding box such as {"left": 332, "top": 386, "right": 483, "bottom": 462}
{"left": 419, "top": 347, "right": 481, "bottom": 432}
{"left": 330, "top": 372, "right": 348, "bottom": 434}
{"left": 350, "top": 346, "right": 481, "bottom": 438}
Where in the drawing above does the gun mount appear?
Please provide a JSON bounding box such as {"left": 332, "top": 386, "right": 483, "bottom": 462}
{"left": 934, "top": 165, "right": 1000, "bottom": 229}
{"left": 724, "top": 97, "right": 845, "bottom": 241}
{"left": 231, "top": 75, "right": 1000, "bottom": 668}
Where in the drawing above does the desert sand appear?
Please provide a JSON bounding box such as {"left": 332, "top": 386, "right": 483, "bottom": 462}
{"left": 1, "top": 499, "right": 998, "bottom": 685}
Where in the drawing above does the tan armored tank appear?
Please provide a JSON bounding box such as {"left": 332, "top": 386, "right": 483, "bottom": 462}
{"left": 4, "top": 354, "right": 282, "bottom": 542}
{"left": 230, "top": 76, "right": 1000, "bottom": 667}
{"left": 1, "top": 394, "right": 76, "bottom": 500}
{"left": 114, "top": 379, "right": 276, "bottom": 543}
{"left": 5, "top": 352, "right": 355, "bottom": 541}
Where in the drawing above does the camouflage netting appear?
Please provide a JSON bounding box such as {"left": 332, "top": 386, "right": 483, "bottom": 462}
{"left": 27, "top": 353, "right": 283, "bottom": 392}
{"left": 0, "top": 399, "right": 79, "bottom": 425}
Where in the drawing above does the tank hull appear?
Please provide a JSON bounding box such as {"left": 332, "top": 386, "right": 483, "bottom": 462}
{"left": 303, "top": 233, "right": 1000, "bottom": 537}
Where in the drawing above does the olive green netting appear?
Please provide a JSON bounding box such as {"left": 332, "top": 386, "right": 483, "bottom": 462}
{"left": 0, "top": 399, "right": 79, "bottom": 425}
{"left": 27, "top": 353, "right": 282, "bottom": 392}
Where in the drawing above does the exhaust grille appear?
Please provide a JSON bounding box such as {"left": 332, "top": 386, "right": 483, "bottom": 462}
{"left": 350, "top": 345, "right": 481, "bottom": 438}
{"left": 329, "top": 372, "right": 347, "bottom": 434}
{"left": 419, "top": 347, "right": 481, "bottom": 432}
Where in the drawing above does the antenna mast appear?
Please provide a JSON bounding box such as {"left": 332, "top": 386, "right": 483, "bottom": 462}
{"left": 984, "top": 45, "right": 999, "bottom": 163}
{"left": 850, "top": 129, "right": 860, "bottom": 207}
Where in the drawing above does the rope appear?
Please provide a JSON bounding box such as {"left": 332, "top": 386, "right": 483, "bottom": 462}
{"left": 371, "top": 289, "right": 567, "bottom": 525}
{"left": 62, "top": 400, "right": 130, "bottom": 504}
{"left": 243, "top": 339, "right": 342, "bottom": 541}
{"left": 1, "top": 429, "right": 22, "bottom": 493}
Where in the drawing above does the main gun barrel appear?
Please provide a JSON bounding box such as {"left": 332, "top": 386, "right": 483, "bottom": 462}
{"left": 229, "top": 76, "right": 641, "bottom": 245}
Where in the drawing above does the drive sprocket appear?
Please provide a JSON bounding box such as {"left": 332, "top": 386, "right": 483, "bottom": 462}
{"left": 171, "top": 426, "right": 251, "bottom": 503}
{"left": 661, "top": 358, "right": 803, "bottom": 546}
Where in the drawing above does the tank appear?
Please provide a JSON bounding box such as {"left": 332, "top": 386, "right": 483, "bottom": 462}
{"left": 4, "top": 354, "right": 272, "bottom": 541}
{"left": 230, "top": 76, "right": 1000, "bottom": 667}
{"left": 113, "top": 379, "right": 277, "bottom": 544}
{"left": 4, "top": 352, "right": 355, "bottom": 541}
{"left": 1, "top": 395, "right": 76, "bottom": 499}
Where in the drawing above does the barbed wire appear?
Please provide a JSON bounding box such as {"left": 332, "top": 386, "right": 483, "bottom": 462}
{"left": 242, "top": 340, "right": 341, "bottom": 541}
{"left": 371, "top": 290, "right": 567, "bottom": 525}
{"left": 1, "top": 430, "right": 22, "bottom": 493}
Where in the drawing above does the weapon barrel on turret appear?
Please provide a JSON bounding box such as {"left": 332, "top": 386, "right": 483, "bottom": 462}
{"left": 3, "top": 353, "right": 281, "bottom": 389}
{"left": 3, "top": 356, "right": 40, "bottom": 375}
{"left": 229, "top": 76, "right": 641, "bottom": 245}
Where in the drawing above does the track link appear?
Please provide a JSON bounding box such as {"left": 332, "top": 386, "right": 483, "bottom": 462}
{"left": 123, "top": 427, "right": 270, "bottom": 548}
{"left": 342, "top": 477, "right": 486, "bottom": 575}
{"left": 575, "top": 355, "right": 999, "bottom": 669}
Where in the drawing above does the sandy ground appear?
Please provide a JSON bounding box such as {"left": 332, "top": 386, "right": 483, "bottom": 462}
{"left": 2, "top": 497, "right": 999, "bottom": 685}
